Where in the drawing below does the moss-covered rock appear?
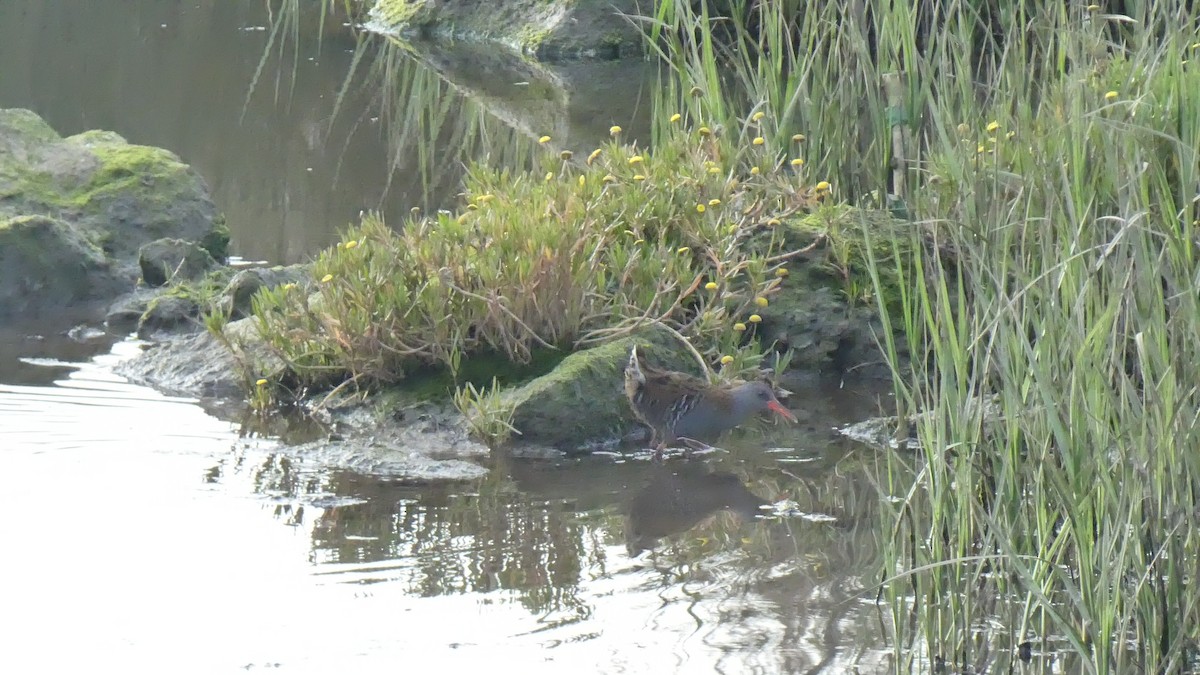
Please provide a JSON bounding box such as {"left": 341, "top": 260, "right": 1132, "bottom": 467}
{"left": 501, "top": 325, "right": 697, "bottom": 449}
{"left": 0, "top": 108, "right": 226, "bottom": 319}
{"left": 138, "top": 238, "right": 219, "bottom": 287}
{"left": 0, "top": 215, "right": 126, "bottom": 318}
{"left": 370, "top": 0, "right": 644, "bottom": 61}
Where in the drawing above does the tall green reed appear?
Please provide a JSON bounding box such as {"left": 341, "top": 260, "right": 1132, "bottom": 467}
{"left": 649, "top": 0, "right": 1200, "bottom": 670}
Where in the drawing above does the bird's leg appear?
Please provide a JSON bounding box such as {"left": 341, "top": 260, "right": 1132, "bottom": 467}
{"left": 652, "top": 441, "right": 666, "bottom": 463}
{"left": 677, "top": 437, "right": 717, "bottom": 458}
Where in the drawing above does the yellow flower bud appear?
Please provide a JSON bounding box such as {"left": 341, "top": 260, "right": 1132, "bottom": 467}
{"left": 560, "top": 150, "right": 573, "bottom": 160}
{"left": 696, "top": 204, "right": 706, "bottom": 213}
{"left": 256, "top": 378, "right": 268, "bottom": 387}
{"left": 539, "top": 135, "right": 551, "bottom": 144}
{"left": 628, "top": 155, "right": 644, "bottom": 165}
{"left": 752, "top": 137, "right": 765, "bottom": 146}
{"left": 698, "top": 126, "right": 712, "bottom": 137}
{"left": 749, "top": 314, "right": 762, "bottom": 323}
{"left": 734, "top": 322, "right": 747, "bottom": 332}
{"left": 815, "top": 181, "right": 831, "bottom": 191}
{"left": 791, "top": 133, "right": 805, "bottom": 142}
{"left": 587, "top": 148, "right": 602, "bottom": 164}
{"left": 633, "top": 174, "right": 645, "bottom": 181}
{"left": 705, "top": 282, "right": 718, "bottom": 291}
{"left": 790, "top": 158, "right": 804, "bottom": 167}
{"left": 751, "top": 111, "right": 765, "bottom": 122}
{"left": 344, "top": 240, "right": 359, "bottom": 249}
{"left": 610, "top": 125, "right": 622, "bottom": 136}
{"left": 775, "top": 268, "right": 789, "bottom": 278}
{"left": 670, "top": 113, "right": 682, "bottom": 123}
{"left": 708, "top": 198, "right": 721, "bottom": 207}
{"left": 986, "top": 121, "right": 1000, "bottom": 133}
{"left": 755, "top": 297, "right": 769, "bottom": 307}
{"left": 750, "top": 166, "right": 761, "bottom": 175}
{"left": 720, "top": 355, "right": 734, "bottom": 365}
{"left": 321, "top": 274, "right": 334, "bottom": 283}
{"left": 1105, "top": 90, "right": 1118, "bottom": 101}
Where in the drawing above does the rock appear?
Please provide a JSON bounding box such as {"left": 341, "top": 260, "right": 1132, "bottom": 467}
{"left": 0, "top": 214, "right": 126, "bottom": 318}
{"left": 104, "top": 288, "right": 158, "bottom": 333}
{"left": 115, "top": 329, "right": 243, "bottom": 398}
{"left": 220, "top": 265, "right": 310, "bottom": 319}
{"left": 136, "top": 294, "right": 201, "bottom": 338}
{"left": 0, "top": 108, "right": 227, "bottom": 318}
{"left": 758, "top": 285, "right": 892, "bottom": 376}
{"left": 502, "top": 325, "right": 693, "bottom": 450}
{"left": 369, "top": 0, "right": 643, "bottom": 61}
{"left": 138, "top": 238, "right": 218, "bottom": 287}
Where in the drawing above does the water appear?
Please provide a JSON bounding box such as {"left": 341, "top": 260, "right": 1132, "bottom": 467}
{"left": 0, "top": 0, "right": 659, "bottom": 265}
{"left": 0, "top": 325, "right": 896, "bottom": 673}
{"left": 0, "top": 2, "right": 899, "bottom": 672}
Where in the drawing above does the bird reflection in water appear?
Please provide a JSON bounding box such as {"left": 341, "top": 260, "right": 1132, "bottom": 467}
{"left": 624, "top": 463, "right": 769, "bottom": 556}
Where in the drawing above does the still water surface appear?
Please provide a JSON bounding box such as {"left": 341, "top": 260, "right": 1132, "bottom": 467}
{"left": 1, "top": 329, "right": 895, "bottom": 673}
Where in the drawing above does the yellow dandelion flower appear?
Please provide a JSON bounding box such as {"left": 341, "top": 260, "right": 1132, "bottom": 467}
{"left": 790, "top": 158, "right": 804, "bottom": 167}
{"left": 467, "top": 203, "right": 479, "bottom": 210}
{"left": 677, "top": 247, "right": 690, "bottom": 254}
{"left": 633, "top": 174, "right": 645, "bottom": 181}
{"left": 1105, "top": 90, "right": 1119, "bottom": 101}
{"left": 1087, "top": 4, "right": 1100, "bottom": 10}
{"left": 344, "top": 240, "right": 359, "bottom": 249}
{"left": 634, "top": 239, "right": 645, "bottom": 245}
{"left": 539, "top": 135, "right": 551, "bottom": 144}
{"left": 755, "top": 297, "right": 769, "bottom": 307}
{"left": 720, "top": 355, "right": 734, "bottom": 365}
{"left": 986, "top": 120, "right": 1000, "bottom": 133}
{"left": 815, "top": 180, "right": 831, "bottom": 191}
{"left": 775, "top": 268, "right": 789, "bottom": 278}
{"left": 750, "top": 166, "right": 761, "bottom": 175}
{"left": 708, "top": 198, "right": 721, "bottom": 207}
{"left": 767, "top": 218, "right": 781, "bottom": 226}
{"left": 321, "top": 274, "right": 334, "bottom": 283}
{"left": 705, "top": 282, "right": 718, "bottom": 291}
{"left": 587, "top": 148, "right": 602, "bottom": 164}
{"left": 734, "top": 322, "right": 747, "bottom": 332}
{"left": 545, "top": 171, "right": 555, "bottom": 181}
{"left": 698, "top": 126, "right": 712, "bottom": 136}
{"left": 749, "top": 314, "right": 762, "bottom": 323}
{"left": 752, "top": 137, "right": 765, "bottom": 146}
{"left": 610, "top": 125, "right": 622, "bottom": 136}
{"left": 708, "top": 167, "right": 721, "bottom": 174}
{"left": 477, "top": 194, "right": 494, "bottom": 203}
{"left": 670, "top": 113, "right": 682, "bottom": 123}
{"left": 696, "top": 204, "right": 706, "bottom": 213}
{"left": 628, "top": 155, "right": 644, "bottom": 165}
{"left": 603, "top": 174, "right": 617, "bottom": 183}
{"left": 579, "top": 175, "right": 586, "bottom": 187}
{"left": 752, "top": 111, "right": 765, "bottom": 122}
{"left": 977, "top": 144, "right": 987, "bottom": 154}
{"left": 560, "top": 150, "right": 573, "bottom": 160}
{"left": 256, "top": 378, "right": 268, "bottom": 387}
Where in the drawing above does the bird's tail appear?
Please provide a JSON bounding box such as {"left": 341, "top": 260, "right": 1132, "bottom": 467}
{"left": 626, "top": 345, "right": 645, "bottom": 385}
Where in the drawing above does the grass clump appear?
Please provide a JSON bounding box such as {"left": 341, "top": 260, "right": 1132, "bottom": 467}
{"left": 246, "top": 122, "right": 831, "bottom": 394}
{"left": 647, "top": 0, "right": 1200, "bottom": 671}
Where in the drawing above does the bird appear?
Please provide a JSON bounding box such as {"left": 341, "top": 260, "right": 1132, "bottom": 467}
{"left": 624, "top": 344, "right": 796, "bottom": 459}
